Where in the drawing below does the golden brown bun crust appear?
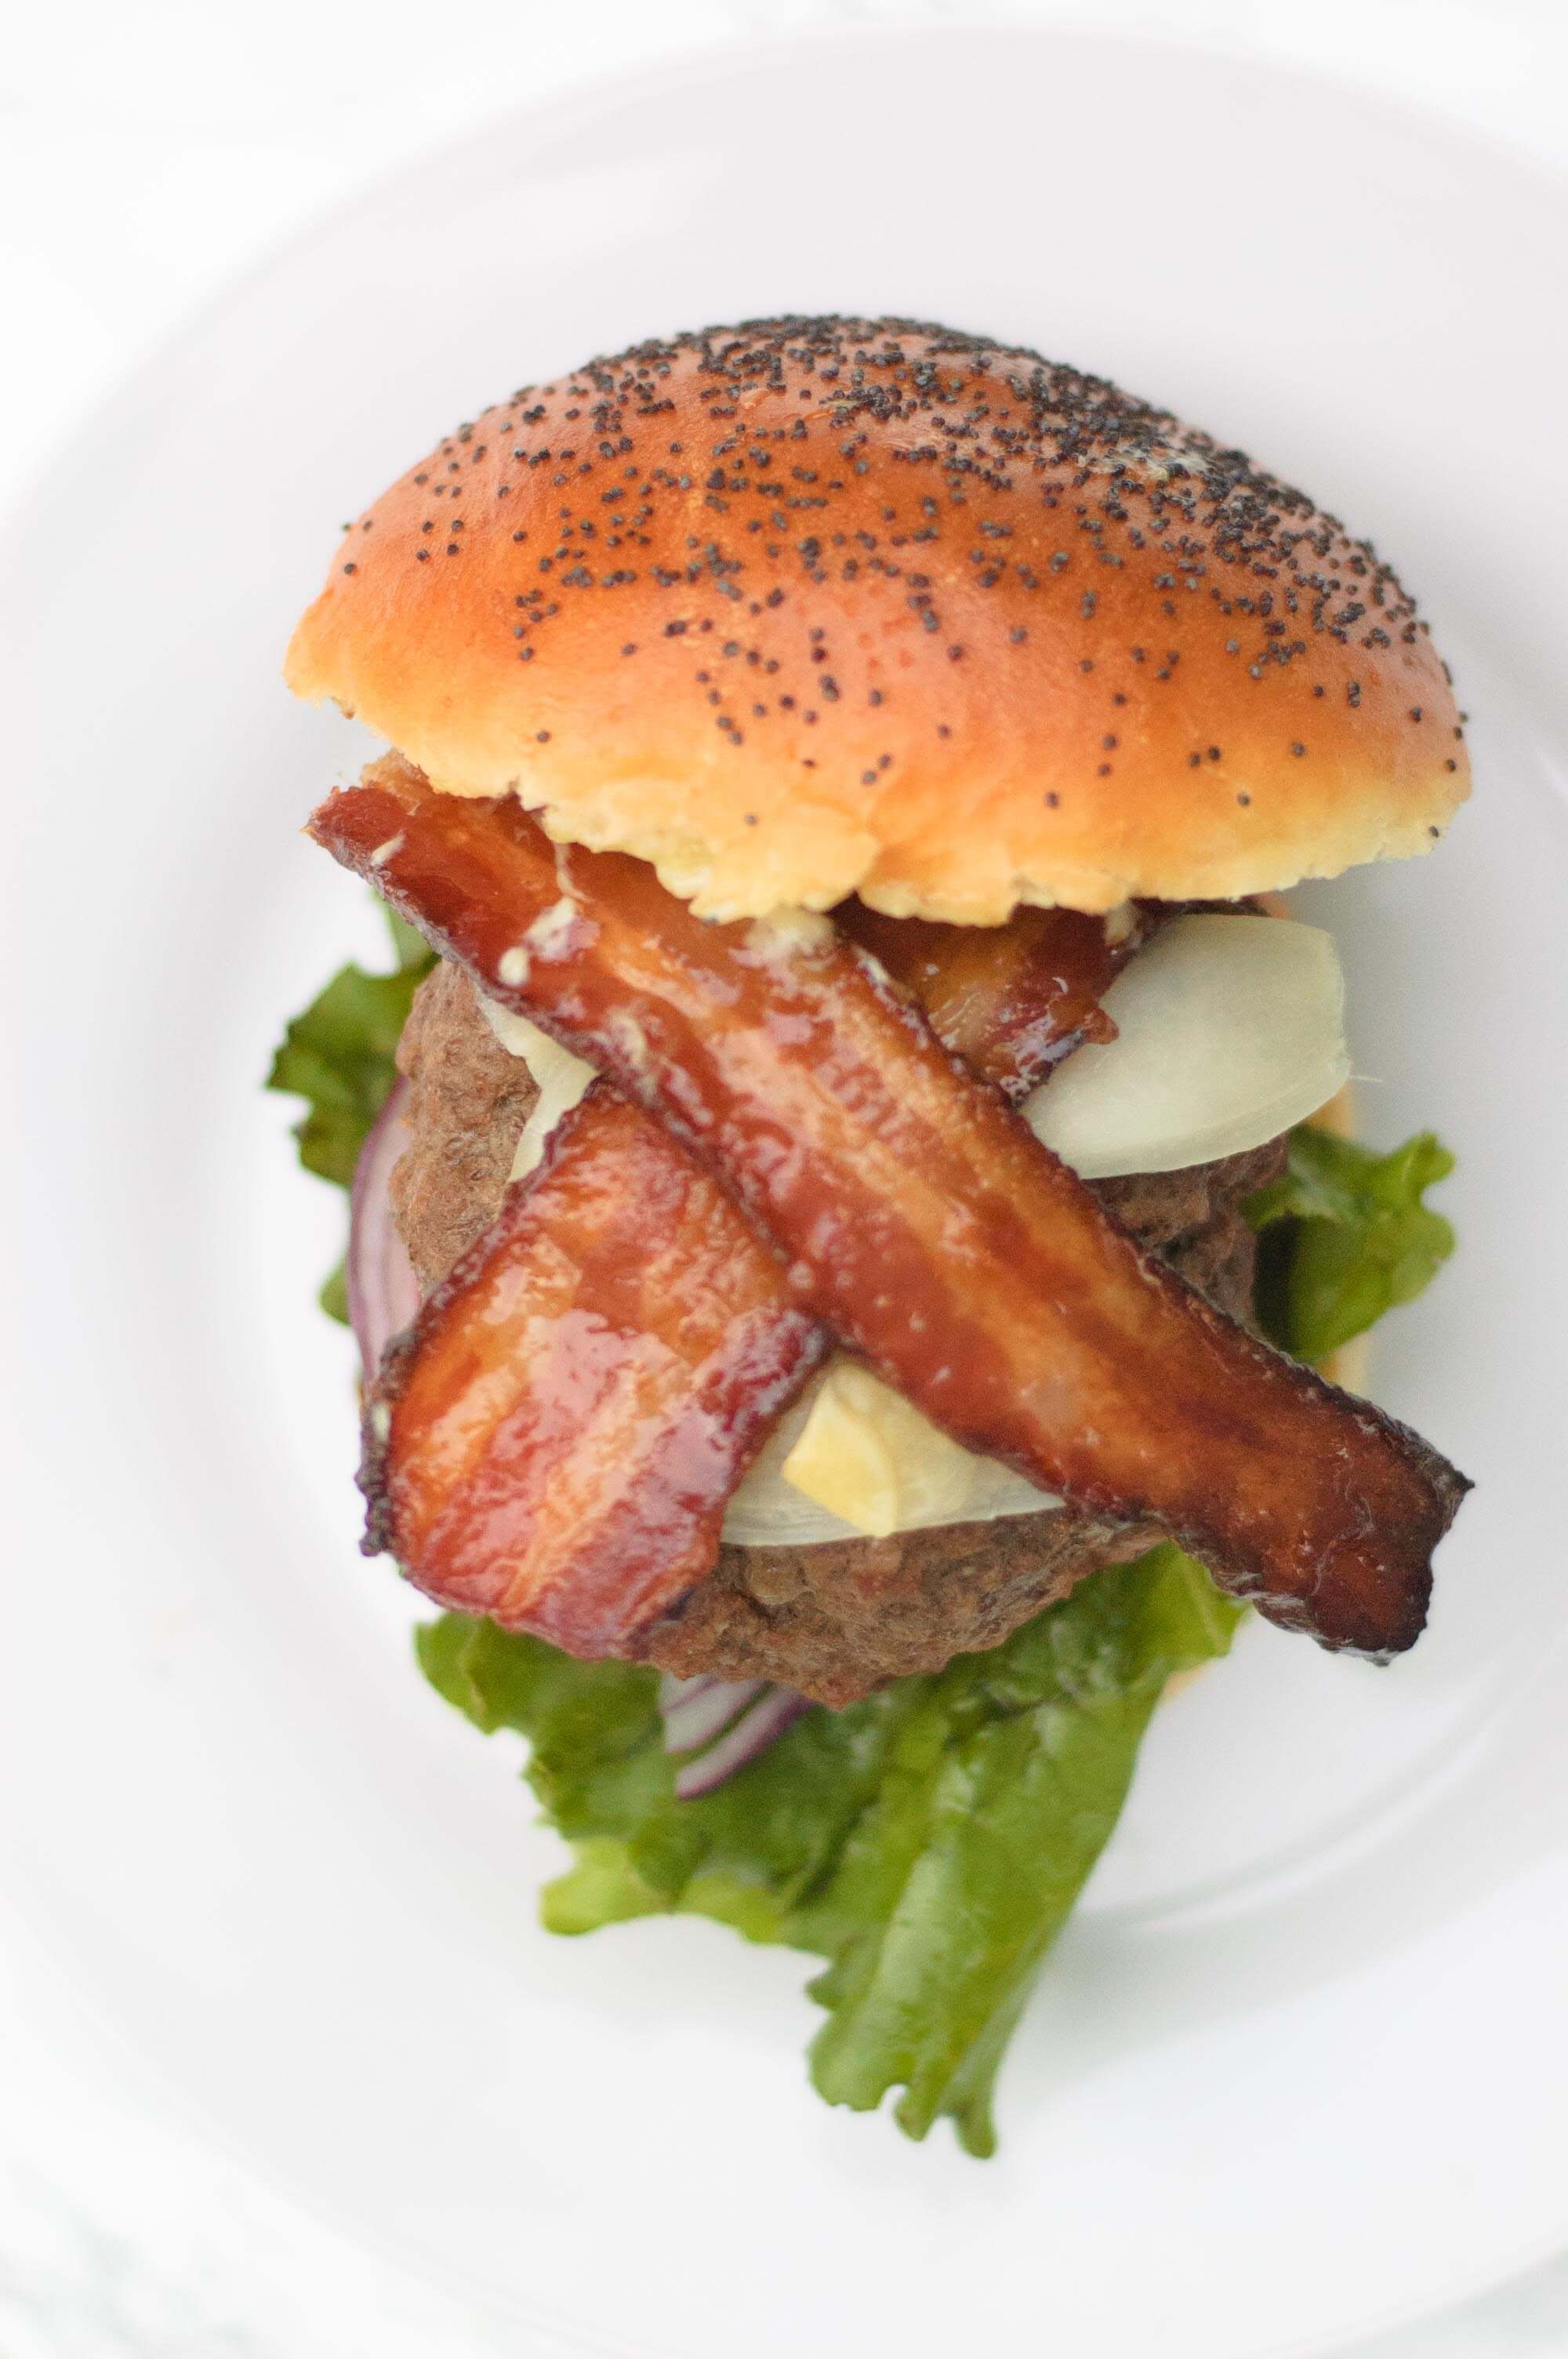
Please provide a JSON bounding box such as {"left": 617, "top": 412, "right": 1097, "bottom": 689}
{"left": 286, "top": 317, "right": 1470, "bottom": 921}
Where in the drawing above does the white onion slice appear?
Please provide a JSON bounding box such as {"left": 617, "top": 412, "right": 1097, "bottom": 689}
{"left": 1025, "top": 913, "right": 1349, "bottom": 1180}
{"left": 477, "top": 996, "right": 595, "bottom": 1180}
{"left": 721, "top": 1386, "right": 846, "bottom": 1547}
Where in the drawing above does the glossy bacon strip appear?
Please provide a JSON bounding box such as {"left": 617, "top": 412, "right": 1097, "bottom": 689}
{"left": 346, "top": 798, "right": 1127, "bottom": 1652}
{"left": 313, "top": 758, "right": 1468, "bottom": 1658}
{"left": 838, "top": 900, "right": 1139, "bottom": 1099}
{"left": 365, "top": 1087, "right": 826, "bottom": 1648}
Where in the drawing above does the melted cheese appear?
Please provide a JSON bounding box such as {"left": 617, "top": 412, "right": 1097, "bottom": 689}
{"left": 779, "top": 1363, "right": 989, "bottom": 1538}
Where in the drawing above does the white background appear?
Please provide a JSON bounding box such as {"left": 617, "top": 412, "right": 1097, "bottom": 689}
{"left": 4, "top": 2, "right": 1566, "bottom": 2352}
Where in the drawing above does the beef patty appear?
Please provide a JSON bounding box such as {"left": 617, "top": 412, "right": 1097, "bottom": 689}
{"left": 391, "top": 961, "right": 1284, "bottom": 1703}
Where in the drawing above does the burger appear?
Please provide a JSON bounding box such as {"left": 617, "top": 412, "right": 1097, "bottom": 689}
{"left": 272, "top": 317, "right": 1470, "bottom": 2154}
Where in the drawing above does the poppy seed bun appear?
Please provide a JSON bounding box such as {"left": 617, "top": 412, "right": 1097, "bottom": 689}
{"left": 285, "top": 316, "right": 1469, "bottom": 923}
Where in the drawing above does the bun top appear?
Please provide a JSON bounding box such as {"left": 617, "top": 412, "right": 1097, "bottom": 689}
{"left": 286, "top": 316, "right": 1469, "bottom": 921}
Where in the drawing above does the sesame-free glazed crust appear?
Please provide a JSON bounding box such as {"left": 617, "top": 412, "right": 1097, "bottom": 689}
{"left": 287, "top": 316, "right": 1468, "bottom": 922}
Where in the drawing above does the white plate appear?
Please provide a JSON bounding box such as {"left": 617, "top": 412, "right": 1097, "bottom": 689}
{"left": 8, "top": 27, "right": 1568, "bottom": 2359}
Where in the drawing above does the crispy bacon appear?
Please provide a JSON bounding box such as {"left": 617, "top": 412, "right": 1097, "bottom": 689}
{"left": 313, "top": 758, "right": 1468, "bottom": 1659}
{"left": 838, "top": 900, "right": 1136, "bottom": 1099}
{"left": 345, "top": 793, "right": 1128, "bottom": 1652}
{"left": 365, "top": 1087, "right": 825, "bottom": 1646}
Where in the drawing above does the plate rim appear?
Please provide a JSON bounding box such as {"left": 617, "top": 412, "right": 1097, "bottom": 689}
{"left": 9, "top": 23, "right": 1568, "bottom": 2357}
{"left": 5, "top": 13, "right": 1568, "bottom": 544}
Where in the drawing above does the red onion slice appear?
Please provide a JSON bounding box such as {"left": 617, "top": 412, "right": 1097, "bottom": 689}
{"left": 347, "top": 1079, "right": 423, "bottom": 1379}
{"left": 659, "top": 1673, "right": 768, "bottom": 1757}
{"left": 673, "top": 1687, "right": 811, "bottom": 1800}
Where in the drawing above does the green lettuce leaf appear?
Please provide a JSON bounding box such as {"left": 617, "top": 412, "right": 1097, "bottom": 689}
{"left": 318, "top": 1258, "right": 350, "bottom": 1325}
{"left": 417, "top": 1546, "right": 1242, "bottom": 2155}
{"left": 267, "top": 900, "right": 434, "bottom": 1314}
{"left": 1247, "top": 1125, "right": 1455, "bottom": 1362}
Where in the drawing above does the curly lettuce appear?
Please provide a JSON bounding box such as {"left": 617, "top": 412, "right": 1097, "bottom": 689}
{"left": 1247, "top": 1125, "right": 1456, "bottom": 1362}
{"left": 419, "top": 1547, "right": 1242, "bottom": 2156}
